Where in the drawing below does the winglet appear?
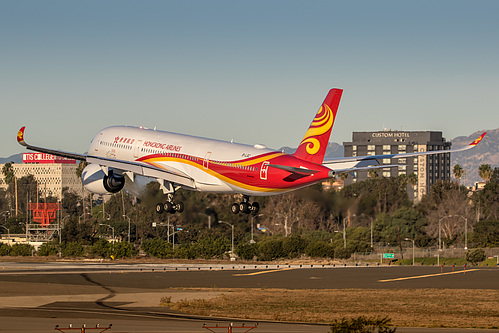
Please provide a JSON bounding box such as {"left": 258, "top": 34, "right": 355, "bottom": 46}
{"left": 17, "top": 126, "right": 27, "bottom": 147}
{"left": 469, "top": 132, "right": 486, "bottom": 146}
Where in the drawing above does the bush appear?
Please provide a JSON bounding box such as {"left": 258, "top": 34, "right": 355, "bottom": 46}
{"left": 282, "top": 235, "right": 308, "bottom": 258}
{"left": 62, "top": 241, "right": 85, "bottom": 257}
{"left": 334, "top": 247, "right": 352, "bottom": 260}
{"left": 89, "top": 238, "right": 111, "bottom": 258}
{"left": 466, "top": 248, "right": 486, "bottom": 264}
{"left": 112, "top": 241, "right": 138, "bottom": 259}
{"left": 305, "top": 241, "right": 334, "bottom": 258}
{"left": 0, "top": 243, "right": 11, "bottom": 256}
{"left": 257, "top": 237, "right": 285, "bottom": 261}
{"left": 330, "top": 316, "right": 396, "bottom": 333}
{"left": 10, "top": 244, "right": 34, "bottom": 256}
{"left": 142, "top": 238, "right": 173, "bottom": 258}
{"left": 236, "top": 243, "right": 258, "bottom": 260}
{"left": 38, "top": 243, "right": 59, "bottom": 256}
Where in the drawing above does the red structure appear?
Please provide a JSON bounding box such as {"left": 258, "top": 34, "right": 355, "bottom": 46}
{"left": 28, "top": 203, "right": 61, "bottom": 227}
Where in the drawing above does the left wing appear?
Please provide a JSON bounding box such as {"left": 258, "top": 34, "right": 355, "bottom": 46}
{"left": 17, "top": 127, "right": 196, "bottom": 189}
{"left": 323, "top": 132, "right": 486, "bottom": 171}
{"left": 17, "top": 126, "right": 87, "bottom": 161}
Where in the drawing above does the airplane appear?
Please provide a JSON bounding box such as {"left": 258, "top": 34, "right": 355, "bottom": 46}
{"left": 17, "top": 88, "right": 486, "bottom": 215}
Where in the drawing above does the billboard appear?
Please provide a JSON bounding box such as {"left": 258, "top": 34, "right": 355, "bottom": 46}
{"left": 22, "top": 153, "right": 76, "bottom": 164}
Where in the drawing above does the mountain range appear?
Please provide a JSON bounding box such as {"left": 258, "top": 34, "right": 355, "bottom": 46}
{"left": 2, "top": 129, "right": 497, "bottom": 187}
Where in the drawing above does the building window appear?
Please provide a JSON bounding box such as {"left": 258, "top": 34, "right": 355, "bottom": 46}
{"left": 398, "top": 158, "right": 406, "bottom": 164}
{"left": 367, "top": 151, "right": 375, "bottom": 156}
{"left": 367, "top": 145, "right": 375, "bottom": 150}
{"left": 399, "top": 145, "right": 406, "bottom": 151}
{"left": 383, "top": 158, "right": 391, "bottom": 164}
{"left": 382, "top": 171, "right": 391, "bottom": 177}
{"left": 352, "top": 145, "right": 357, "bottom": 151}
{"left": 383, "top": 145, "right": 391, "bottom": 150}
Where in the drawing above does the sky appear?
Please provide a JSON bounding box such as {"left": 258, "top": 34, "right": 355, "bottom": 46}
{"left": 1, "top": 1, "right": 498, "bottom": 158}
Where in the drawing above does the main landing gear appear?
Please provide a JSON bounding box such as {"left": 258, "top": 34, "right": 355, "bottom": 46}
{"left": 156, "top": 194, "right": 184, "bottom": 214}
{"left": 231, "top": 195, "right": 259, "bottom": 215}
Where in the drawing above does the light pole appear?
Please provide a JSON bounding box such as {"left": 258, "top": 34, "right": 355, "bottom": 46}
{"left": 250, "top": 214, "right": 263, "bottom": 244}
{"left": 405, "top": 237, "right": 415, "bottom": 265}
{"left": 78, "top": 212, "right": 90, "bottom": 224}
{"left": 361, "top": 214, "right": 374, "bottom": 248}
{"left": 170, "top": 227, "right": 183, "bottom": 250}
{"left": 99, "top": 223, "right": 115, "bottom": 248}
{"left": 219, "top": 220, "right": 234, "bottom": 255}
{"left": 0, "top": 225, "right": 10, "bottom": 240}
{"left": 123, "top": 215, "right": 131, "bottom": 242}
{"left": 1, "top": 211, "right": 9, "bottom": 222}
{"left": 342, "top": 217, "right": 347, "bottom": 249}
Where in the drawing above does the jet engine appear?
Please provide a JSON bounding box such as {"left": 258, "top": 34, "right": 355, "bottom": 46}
{"left": 81, "top": 163, "right": 125, "bottom": 195}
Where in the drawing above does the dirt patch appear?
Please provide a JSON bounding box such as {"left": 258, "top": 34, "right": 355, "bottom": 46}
{"left": 168, "top": 288, "right": 499, "bottom": 329}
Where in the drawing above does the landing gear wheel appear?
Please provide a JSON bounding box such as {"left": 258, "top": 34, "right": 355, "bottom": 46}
{"left": 250, "top": 202, "right": 260, "bottom": 215}
{"left": 175, "top": 202, "right": 184, "bottom": 213}
{"left": 239, "top": 202, "right": 251, "bottom": 214}
{"left": 231, "top": 203, "right": 240, "bottom": 214}
{"left": 164, "top": 202, "right": 174, "bottom": 214}
{"left": 156, "top": 203, "right": 164, "bottom": 214}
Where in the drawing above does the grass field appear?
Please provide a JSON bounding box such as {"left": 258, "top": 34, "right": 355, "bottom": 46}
{"left": 166, "top": 288, "right": 499, "bottom": 329}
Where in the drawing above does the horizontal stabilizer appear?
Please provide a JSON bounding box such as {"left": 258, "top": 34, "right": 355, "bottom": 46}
{"left": 268, "top": 164, "right": 319, "bottom": 175}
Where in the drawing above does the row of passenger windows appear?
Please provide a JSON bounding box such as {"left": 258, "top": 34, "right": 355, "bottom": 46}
{"left": 100, "top": 140, "right": 259, "bottom": 172}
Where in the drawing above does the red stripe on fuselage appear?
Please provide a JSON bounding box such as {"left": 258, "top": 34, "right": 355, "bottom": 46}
{"left": 137, "top": 152, "right": 331, "bottom": 192}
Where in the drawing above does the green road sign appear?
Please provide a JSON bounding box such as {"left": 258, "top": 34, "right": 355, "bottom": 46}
{"left": 383, "top": 253, "right": 394, "bottom": 259}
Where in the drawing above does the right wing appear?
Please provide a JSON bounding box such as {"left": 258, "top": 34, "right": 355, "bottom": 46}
{"left": 323, "top": 132, "right": 486, "bottom": 171}
{"left": 17, "top": 127, "right": 196, "bottom": 189}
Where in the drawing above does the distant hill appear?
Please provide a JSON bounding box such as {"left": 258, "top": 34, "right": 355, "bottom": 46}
{"left": 450, "top": 128, "right": 499, "bottom": 187}
{"left": 0, "top": 153, "right": 23, "bottom": 164}
{"left": 279, "top": 142, "right": 344, "bottom": 158}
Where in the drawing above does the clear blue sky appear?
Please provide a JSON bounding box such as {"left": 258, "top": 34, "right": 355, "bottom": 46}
{"left": 1, "top": 1, "right": 498, "bottom": 157}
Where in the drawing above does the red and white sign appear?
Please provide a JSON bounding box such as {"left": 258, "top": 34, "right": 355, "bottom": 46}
{"left": 23, "top": 153, "right": 76, "bottom": 164}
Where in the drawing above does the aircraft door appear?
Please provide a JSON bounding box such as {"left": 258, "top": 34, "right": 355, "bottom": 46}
{"left": 203, "top": 152, "right": 212, "bottom": 169}
{"left": 95, "top": 133, "right": 103, "bottom": 151}
{"left": 133, "top": 140, "right": 143, "bottom": 158}
{"left": 260, "top": 161, "right": 269, "bottom": 180}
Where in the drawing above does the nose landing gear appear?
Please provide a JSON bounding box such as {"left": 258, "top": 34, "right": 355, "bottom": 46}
{"left": 231, "top": 196, "right": 259, "bottom": 215}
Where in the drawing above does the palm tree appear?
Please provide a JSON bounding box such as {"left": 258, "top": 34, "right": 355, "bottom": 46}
{"left": 368, "top": 169, "right": 378, "bottom": 179}
{"left": 338, "top": 173, "right": 348, "bottom": 181}
{"left": 1, "top": 162, "right": 14, "bottom": 185}
{"left": 407, "top": 173, "right": 418, "bottom": 189}
{"left": 453, "top": 164, "right": 464, "bottom": 184}
{"left": 478, "top": 164, "right": 492, "bottom": 182}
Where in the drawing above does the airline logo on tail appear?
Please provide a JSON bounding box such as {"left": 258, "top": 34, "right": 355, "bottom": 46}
{"left": 469, "top": 132, "right": 486, "bottom": 146}
{"left": 293, "top": 89, "right": 343, "bottom": 164}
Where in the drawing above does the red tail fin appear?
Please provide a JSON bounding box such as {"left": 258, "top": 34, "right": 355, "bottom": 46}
{"left": 293, "top": 89, "right": 343, "bottom": 164}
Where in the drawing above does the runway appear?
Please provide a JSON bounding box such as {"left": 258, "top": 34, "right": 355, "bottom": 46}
{"left": 0, "top": 262, "right": 497, "bottom": 333}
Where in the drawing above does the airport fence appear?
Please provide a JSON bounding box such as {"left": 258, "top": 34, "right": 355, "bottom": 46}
{"left": 352, "top": 247, "right": 499, "bottom": 262}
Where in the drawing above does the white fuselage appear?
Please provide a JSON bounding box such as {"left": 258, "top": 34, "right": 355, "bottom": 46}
{"left": 88, "top": 126, "right": 278, "bottom": 194}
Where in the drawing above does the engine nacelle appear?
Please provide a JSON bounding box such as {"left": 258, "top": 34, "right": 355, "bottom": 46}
{"left": 81, "top": 164, "right": 125, "bottom": 195}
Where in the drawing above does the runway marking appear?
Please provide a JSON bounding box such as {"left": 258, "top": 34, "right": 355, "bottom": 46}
{"left": 378, "top": 268, "right": 479, "bottom": 282}
{"left": 233, "top": 268, "right": 293, "bottom": 276}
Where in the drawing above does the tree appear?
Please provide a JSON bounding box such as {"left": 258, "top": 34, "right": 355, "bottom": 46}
{"left": 478, "top": 164, "right": 492, "bottom": 182}
{"left": 368, "top": 169, "right": 378, "bottom": 179}
{"left": 473, "top": 167, "right": 499, "bottom": 221}
{"left": 407, "top": 173, "right": 418, "bottom": 189}
{"left": 466, "top": 248, "right": 486, "bottom": 264}
{"left": 1, "top": 163, "right": 14, "bottom": 185}
{"left": 453, "top": 164, "right": 464, "bottom": 184}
